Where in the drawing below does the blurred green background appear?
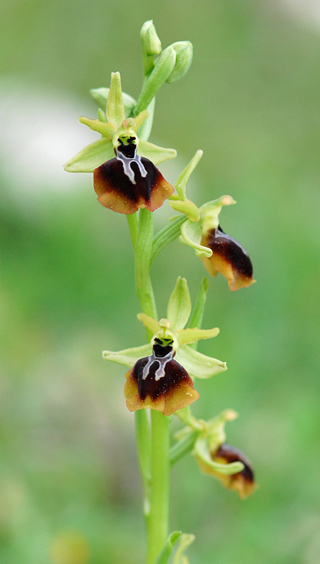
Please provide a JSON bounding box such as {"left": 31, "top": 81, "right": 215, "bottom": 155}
{"left": 1, "top": 1, "right": 320, "bottom": 563}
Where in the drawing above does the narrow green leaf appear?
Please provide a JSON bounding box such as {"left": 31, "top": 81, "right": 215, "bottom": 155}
{"left": 64, "top": 138, "right": 114, "bottom": 172}
{"left": 170, "top": 432, "right": 198, "bottom": 466}
{"left": 167, "top": 277, "right": 191, "bottom": 331}
{"left": 138, "top": 139, "right": 177, "bottom": 164}
{"left": 176, "top": 346, "right": 227, "bottom": 379}
{"left": 195, "top": 438, "right": 244, "bottom": 475}
{"left": 151, "top": 215, "right": 187, "bottom": 265}
{"left": 176, "top": 327, "right": 219, "bottom": 346}
{"left": 154, "top": 531, "right": 182, "bottom": 564}
{"left": 102, "top": 344, "right": 151, "bottom": 367}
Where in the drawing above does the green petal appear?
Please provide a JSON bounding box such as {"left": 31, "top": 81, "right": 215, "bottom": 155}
{"left": 132, "top": 110, "right": 149, "bottom": 132}
{"left": 176, "top": 346, "right": 227, "bottom": 379}
{"left": 106, "top": 72, "right": 125, "bottom": 127}
{"left": 176, "top": 327, "right": 219, "bottom": 346}
{"left": 90, "top": 87, "right": 136, "bottom": 117}
{"left": 138, "top": 139, "right": 177, "bottom": 164}
{"left": 194, "top": 438, "right": 244, "bottom": 475}
{"left": 154, "top": 531, "right": 182, "bottom": 564}
{"left": 169, "top": 199, "right": 200, "bottom": 221}
{"left": 180, "top": 220, "right": 212, "bottom": 258}
{"left": 167, "top": 277, "right": 191, "bottom": 331}
{"left": 78, "top": 116, "right": 116, "bottom": 139}
{"left": 172, "top": 533, "right": 195, "bottom": 564}
{"left": 137, "top": 313, "right": 160, "bottom": 335}
{"left": 102, "top": 344, "right": 152, "bottom": 367}
{"left": 64, "top": 138, "right": 114, "bottom": 173}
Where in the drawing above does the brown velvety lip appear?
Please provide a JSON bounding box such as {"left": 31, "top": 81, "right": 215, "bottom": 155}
{"left": 94, "top": 157, "right": 174, "bottom": 214}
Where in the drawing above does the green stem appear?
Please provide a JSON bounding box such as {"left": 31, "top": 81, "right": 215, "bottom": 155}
{"left": 131, "top": 208, "right": 171, "bottom": 563}
{"left": 147, "top": 410, "right": 170, "bottom": 564}
{"left": 135, "top": 209, "right": 158, "bottom": 325}
{"left": 126, "top": 213, "right": 139, "bottom": 249}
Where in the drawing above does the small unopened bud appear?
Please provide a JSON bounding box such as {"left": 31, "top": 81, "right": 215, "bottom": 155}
{"left": 135, "top": 46, "right": 176, "bottom": 115}
{"left": 166, "top": 41, "right": 193, "bottom": 84}
{"left": 140, "top": 20, "right": 162, "bottom": 56}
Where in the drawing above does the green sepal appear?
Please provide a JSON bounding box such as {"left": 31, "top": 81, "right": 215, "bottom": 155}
{"left": 106, "top": 72, "right": 125, "bottom": 127}
{"left": 138, "top": 139, "right": 177, "bottom": 164}
{"left": 154, "top": 531, "right": 182, "bottom": 564}
{"left": 137, "top": 313, "right": 160, "bottom": 335}
{"left": 166, "top": 41, "right": 193, "bottom": 84}
{"left": 78, "top": 116, "right": 116, "bottom": 139}
{"left": 176, "top": 327, "right": 219, "bottom": 346}
{"left": 102, "top": 343, "right": 152, "bottom": 367}
{"left": 167, "top": 277, "right": 191, "bottom": 331}
{"left": 134, "top": 45, "right": 176, "bottom": 115}
{"left": 64, "top": 138, "right": 114, "bottom": 172}
{"left": 169, "top": 199, "right": 200, "bottom": 222}
{"left": 97, "top": 108, "right": 106, "bottom": 122}
{"left": 90, "top": 87, "right": 136, "bottom": 117}
{"left": 180, "top": 220, "right": 212, "bottom": 258}
{"left": 174, "top": 150, "right": 203, "bottom": 201}
{"left": 194, "top": 437, "right": 244, "bottom": 475}
{"left": 176, "top": 346, "right": 227, "bottom": 379}
{"left": 173, "top": 533, "right": 195, "bottom": 564}
{"left": 188, "top": 277, "right": 209, "bottom": 332}
{"left": 137, "top": 98, "right": 155, "bottom": 141}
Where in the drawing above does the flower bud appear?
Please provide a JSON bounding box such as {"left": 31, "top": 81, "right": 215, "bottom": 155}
{"left": 134, "top": 46, "right": 176, "bottom": 115}
{"left": 140, "top": 20, "right": 162, "bottom": 56}
{"left": 166, "top": 41, "right": 193, "bottom": 84}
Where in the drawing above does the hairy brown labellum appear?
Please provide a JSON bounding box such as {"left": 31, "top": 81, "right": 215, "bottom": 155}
{"left": 199, "top": 443, "right": 256, "bottom": 499}
{"left": 201, "top": 226, "right": 254, "bottom": 291}
{"left": 93, "top": 140, "right": 174, "bottom": 214}
{"left": 124, "top": 340, "right": 199, "bottom": 416}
